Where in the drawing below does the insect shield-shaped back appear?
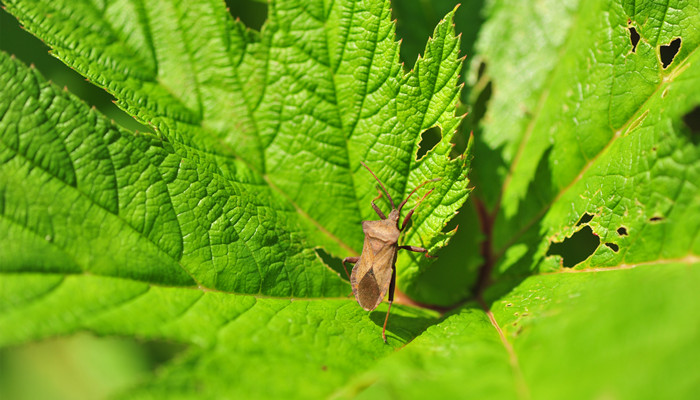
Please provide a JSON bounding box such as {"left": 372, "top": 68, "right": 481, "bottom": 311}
{"left": 351, "top": 212, "right": 400, "bottom": 311}
{"left": 342, "top": 162, "right": 439, "bottom": 342}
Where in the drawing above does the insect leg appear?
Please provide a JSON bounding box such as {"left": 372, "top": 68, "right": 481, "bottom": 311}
{"left": 342, "top": 257, "right": 359, "bottom": 280}
{"left": 399, "top": 245, "right": 436, "bottom": 258}
{"left": 371, "top": 186, "right": 387, "bottom": 219}
{"left": 398, "top": 178, "right": 440, "bottom": 213}
{"left": 382, "top": 263, "right": 397, "bottom": 343}
{"left": 400, "top": 189, "right": 434, "bottom": 230}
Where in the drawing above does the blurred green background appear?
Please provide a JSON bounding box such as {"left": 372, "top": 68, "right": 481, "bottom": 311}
{"left": 0, "top": 0, "right": 484, "bottom": 398}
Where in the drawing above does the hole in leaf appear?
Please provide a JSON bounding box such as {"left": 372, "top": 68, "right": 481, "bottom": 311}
{"left": 225, "top": 0, "right": 267, "bottom": 31}
{"left": 683, "top": 106, "right": 700, "bottom": 144}
{"left": 629, "top": 26, "right": 640, "bottom": 52}
{"left": 605, "top": 242, "right": 619, "bottom": 252}
{"left": 416, "top": 126, "right": 442, "bottom": 160}
{"left": 576, "top": 213, "right": 594, "bottom": 226}
{"left": 649, "top": 216, "right": 664, "bottom": 222}
{"left": 314, "top": 248, "right": 348, "bottom": 279}
{"left": 617, "top": 227, "right": 628, "bottom": 236}
{"left": 547, "top": 226, "right": 600, "bottom": 268}
{"left": 660, "top": 38, "right": 681, "bottom": 68}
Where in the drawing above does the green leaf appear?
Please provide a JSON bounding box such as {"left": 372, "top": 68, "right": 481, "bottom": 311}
{"left": 346, "top": 262, "right": 700, "bottom": 399}
{"left": 0, "top": 52, "right": 347, "bottom": 297}
{"left": 2, "top": 0, "right": 699, "bottom": 398}
{"left": 470, "top": 0, "right": 700, "bottom": 274}
{"left": 3, "top": 0, "right": 469, "bottom": 261}
{"left": 1, "top": 0, "right": 468, "bottom": 397}
{"left": 350, "top": 0, "right": 700, "bottom": 397}
{"left": 1, "top": 0, "right": 470, "bottom": 292}
{"left": 0, "top": 272, "right": 438, "bottom": 397}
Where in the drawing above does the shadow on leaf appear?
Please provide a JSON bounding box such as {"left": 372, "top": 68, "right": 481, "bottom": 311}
{"left": 368, "top": 307, "right": 437, "bottom": 343}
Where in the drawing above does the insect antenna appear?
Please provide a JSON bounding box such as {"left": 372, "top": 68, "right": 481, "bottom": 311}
{"left": 360, "top": 162, "right": 394, "bottom": 209}
{"left": 398, "top": 178, "right": 441, "bottom": 213}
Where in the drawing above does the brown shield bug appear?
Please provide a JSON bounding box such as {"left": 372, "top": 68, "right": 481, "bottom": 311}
{"left": 343, "top": 162, "right": 439, "bottom": 343}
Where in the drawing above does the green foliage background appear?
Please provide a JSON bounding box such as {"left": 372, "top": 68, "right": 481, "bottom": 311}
{"left": 1, "top": 0, "right": 698, "bottom": 399}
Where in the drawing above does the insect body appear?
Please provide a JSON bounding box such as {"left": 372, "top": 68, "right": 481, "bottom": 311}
{"left": 343, "top": 162, "right": 438, "bottom": 343}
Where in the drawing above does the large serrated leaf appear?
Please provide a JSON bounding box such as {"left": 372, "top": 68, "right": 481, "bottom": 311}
{"left": 0, "top": 272, "right": 438, "bottom": 398}
{"left": 1, "top": 0, "right": 468, "bottom": 398}
{"left": 2, "top": 0, "right": 470, "bottom": 293}
{"left": 0, "top": 52, "right": 349, "bottom": 297}
{"left": 473, "top": 0, "right": 700, "bottom": 278}
{"left": 3, "top": 0, "right": 470, "bottom": 259}
{"left": 1, "top": 0, "right": 698, "bottom": 398}
{"left": 349, "top": 0, "right": 700, "bottom": 398}
{"left": 347, "top": 262, "right": 700, "bottom": 400}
